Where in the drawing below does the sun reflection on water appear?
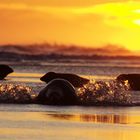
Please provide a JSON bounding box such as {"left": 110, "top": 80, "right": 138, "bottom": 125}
{"left": 46, "top": 113, "right": 140, "bottom": 125}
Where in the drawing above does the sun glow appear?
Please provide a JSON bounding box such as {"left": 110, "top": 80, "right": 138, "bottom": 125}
{"left": 133, "top": 19, "right": 140, "bottom": 25}
{"left": 1, "top": 0, "right": 140, "bottom": 53}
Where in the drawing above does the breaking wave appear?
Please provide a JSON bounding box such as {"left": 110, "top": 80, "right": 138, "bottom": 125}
{"left": 77, "top": 80, "right": 132, "bottom": 106}
{"left": 0, "top": 84, "right": 34, "bottom": 103}
{"left": 0, "top": 81, "right": 132, "bottom": 105}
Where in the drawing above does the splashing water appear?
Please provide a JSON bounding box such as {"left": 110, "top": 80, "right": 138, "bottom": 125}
{"left": 0, "top": 84, "right": 34, "bottom": 103}
{"left": 77, "top": 80, "right": 132, "bottom": 105}
{"left": 0, "top": 81, "right": 132, "bottom": 105}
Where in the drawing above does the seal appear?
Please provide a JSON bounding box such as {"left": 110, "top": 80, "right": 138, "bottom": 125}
{"left": 36, "top": 78, "right": 78, "bottom": 105}
{"left": 40, "top": 72, "right": 89, "bottom": 87}
{"left": 0, "top": 64, "right": 14, "bottom": 80}
{"left": 116, "top": 74, "right": 140, "bottom": 90}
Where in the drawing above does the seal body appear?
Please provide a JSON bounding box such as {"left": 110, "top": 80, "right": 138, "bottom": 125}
{"left": 0, "top": 64, "right": 14, "bottom": 80}
{"left": 116, "top": 74, "right": 140, "bottom": 90}
{"left": 40, "top": 72, "right": 89, "bottom": 87}
{"left": 37, "top": 79, "right": 78, "bottom": 105}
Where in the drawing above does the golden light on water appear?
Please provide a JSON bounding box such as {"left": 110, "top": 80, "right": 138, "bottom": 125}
{"left": 47, "top": 113, "right": 140, "bottom": 124}
{"left": 8, "top": 72, "right": 42, "bottom": 83}
{"left": 0, "top": 111, "right": 140, "bottom": 140}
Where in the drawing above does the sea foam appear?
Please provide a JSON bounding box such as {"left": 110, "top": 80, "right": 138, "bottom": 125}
{"left": 77, "top": 80, "right": 132, "bottom": 105}
{"left": 0, "top": 80, "right": 132, "bottom": 105}
{"left": 0, "top": 84, "right": 33, "bottom": 103}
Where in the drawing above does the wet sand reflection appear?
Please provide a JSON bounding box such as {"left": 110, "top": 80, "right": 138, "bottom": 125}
{"left": 47, "top": 113, "right": 140, "bottom": 124}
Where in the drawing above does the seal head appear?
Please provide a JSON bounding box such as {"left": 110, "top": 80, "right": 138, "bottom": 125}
{"left": 37, "top": 78, "right": 78, "bottom": 105}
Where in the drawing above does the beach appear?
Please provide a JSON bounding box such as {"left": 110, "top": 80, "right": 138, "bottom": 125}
{"left": 0, "top": 59, "right": 140, "bottom": 139}
{"left": 0, "top": 105, "right": 140, "bottom": 140}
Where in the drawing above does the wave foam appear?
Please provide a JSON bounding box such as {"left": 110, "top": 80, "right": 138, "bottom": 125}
{"left": 77, "top": 80, "right": 132, "bottom": 105}
{"left": 0, "top": 84, "right": 33, "bottom": 103}
{"left": 0, "top": 81, "right": 132, "bottom": 105}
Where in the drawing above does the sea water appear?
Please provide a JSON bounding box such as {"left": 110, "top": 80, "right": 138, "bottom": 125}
{"left": 0, "top": 59, "right": 140, "bottom": 140}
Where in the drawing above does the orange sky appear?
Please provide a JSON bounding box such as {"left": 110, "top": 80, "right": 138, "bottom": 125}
{"left": 1, "top": 0, "right": 140, "bottom": 52}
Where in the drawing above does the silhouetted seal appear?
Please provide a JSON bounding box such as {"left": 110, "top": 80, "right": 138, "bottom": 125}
{"left": 40, "top": 72, "right": 89, "bottom": 87}
{"left": 36, "top": 79, "right": 78, "bottom": 105}
{"left": 0, "top": 64, "right": 14, "bottom": 80}
{"left": 116, "top": 74, "right": 140, "bottom": 90}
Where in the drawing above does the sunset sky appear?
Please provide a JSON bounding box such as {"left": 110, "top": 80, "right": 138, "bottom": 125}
{"left": 1, "top": 0, "right": 140, "bottom": 52}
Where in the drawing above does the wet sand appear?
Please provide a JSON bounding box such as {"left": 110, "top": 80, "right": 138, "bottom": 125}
{"left": 0, "top": 104, "right": 140, "bottom": 140}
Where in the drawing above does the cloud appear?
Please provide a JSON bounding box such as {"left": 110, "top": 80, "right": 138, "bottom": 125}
{"left": 0, "top": 0, "right": 140, "bottom": 49}
{"left": 1, "top": 1, "right": 140, "bottom": 23}
{"left": 0, "top": 3, "right": 30, "bottom": 10}
{"left": 0, "top": 2, "right": 136, "bottom": 14}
